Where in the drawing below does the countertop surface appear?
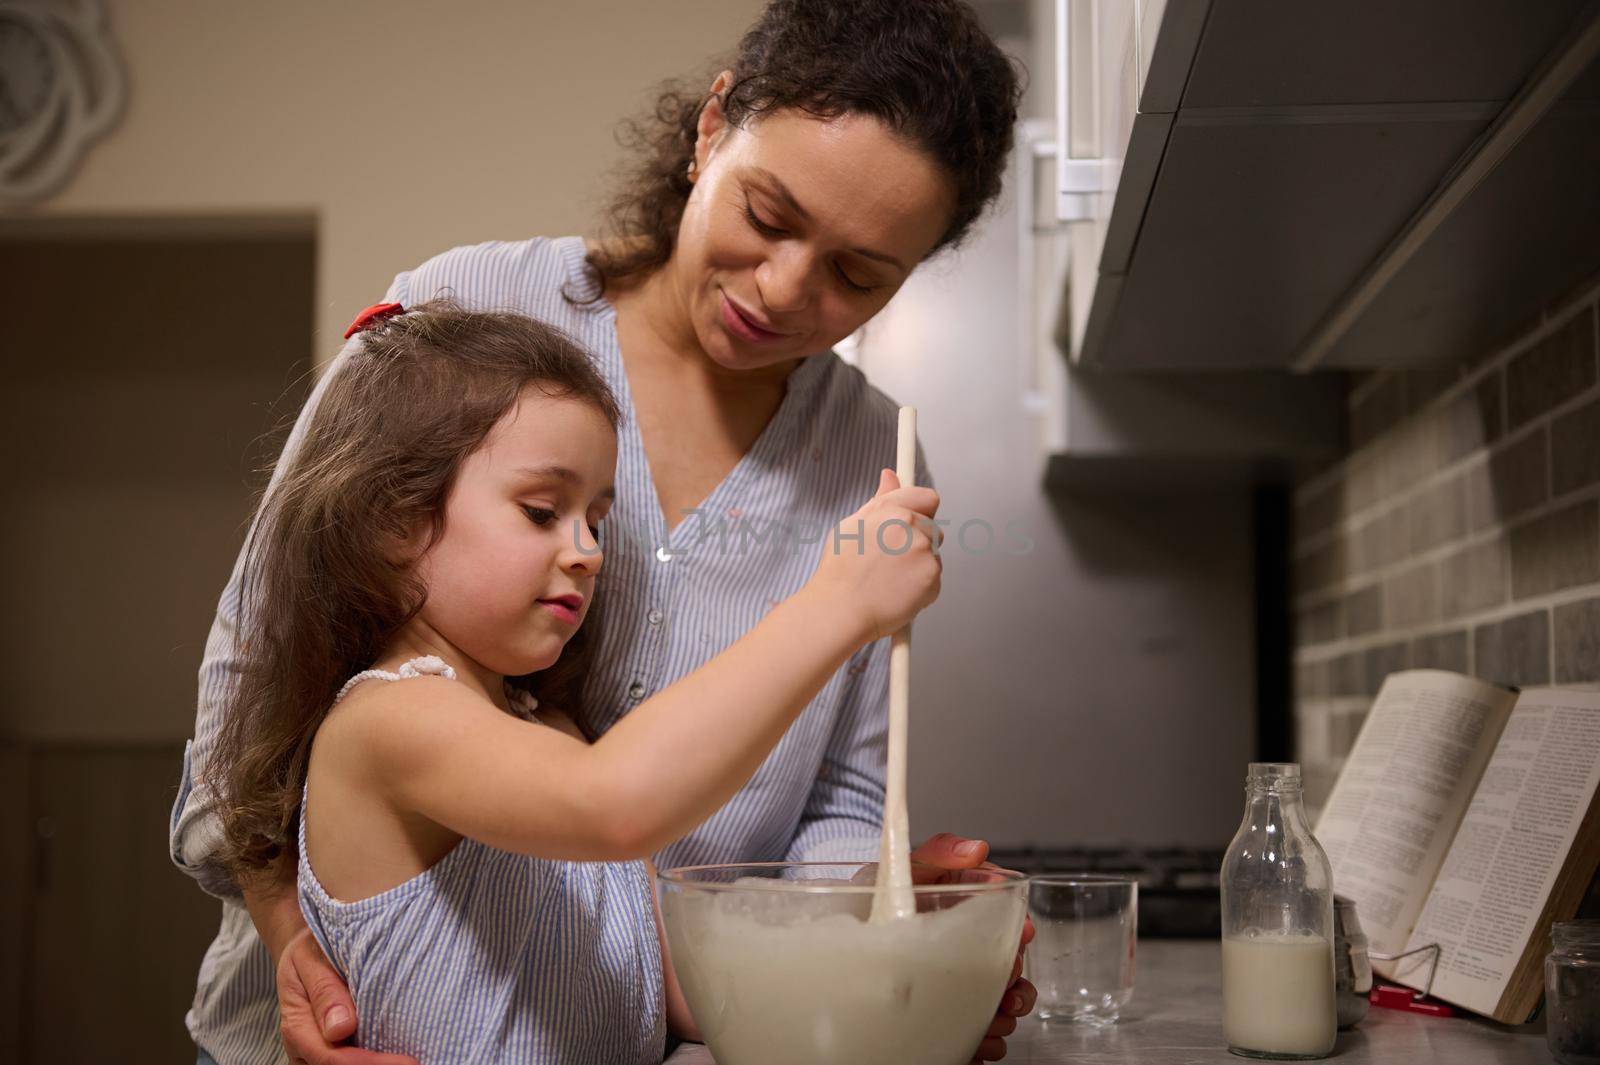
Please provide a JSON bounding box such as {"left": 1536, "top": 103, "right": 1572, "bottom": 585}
{"left": 665, "top": 938, "right": 1556, "bottom": 1064}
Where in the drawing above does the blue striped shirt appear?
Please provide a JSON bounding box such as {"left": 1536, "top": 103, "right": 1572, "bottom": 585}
{"left": 298, "top": 656, "right": 663, "bottom": 1065}
{"left": 171, "top": 235, "right": 928, "bottom": 1063}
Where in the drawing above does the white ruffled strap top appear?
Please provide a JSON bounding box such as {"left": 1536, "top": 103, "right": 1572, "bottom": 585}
{"left": 331, "top": 654, "right": 540, "bottom": 721}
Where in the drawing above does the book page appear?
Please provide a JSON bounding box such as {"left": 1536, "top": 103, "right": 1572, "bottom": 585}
{"left": 1312, "top": 670, "right": 1517, "bottom": 961}
{"left": 1399, "top": 688, "right": 1600, "bottom": 1017}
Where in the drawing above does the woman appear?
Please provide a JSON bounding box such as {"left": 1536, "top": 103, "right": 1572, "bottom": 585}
{"left": 172, "top": 1, "right": 1033, "bottom": 1062}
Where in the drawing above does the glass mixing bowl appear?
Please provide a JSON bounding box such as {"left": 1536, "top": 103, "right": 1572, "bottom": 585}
{"left": 658, "top": 861, "right": 1028, "bottom": 1065}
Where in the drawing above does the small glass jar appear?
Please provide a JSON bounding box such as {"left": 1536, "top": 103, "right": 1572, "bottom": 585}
{"left": 1220, "top": 763, "right": 1337, "bottom": 1060}
{"left": 1547, "top": 919, "right": 1600, "bottom": 1065}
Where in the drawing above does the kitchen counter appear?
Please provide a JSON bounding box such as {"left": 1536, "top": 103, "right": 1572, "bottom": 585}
{"left": 1003, "top": 939, "right": 1553, "bottom": 1064}
{"left": 665, "top": 938, "right": 1556, "bottom": 1064}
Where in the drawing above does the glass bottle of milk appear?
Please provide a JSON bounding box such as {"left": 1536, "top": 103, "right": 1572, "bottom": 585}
{"left": 1220, "top": 762, "right": 1336, "bottom": 1059}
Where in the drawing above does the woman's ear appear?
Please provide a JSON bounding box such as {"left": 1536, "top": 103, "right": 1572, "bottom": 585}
{"left": 692, "top": 69, "right": 735, "bottom": 178}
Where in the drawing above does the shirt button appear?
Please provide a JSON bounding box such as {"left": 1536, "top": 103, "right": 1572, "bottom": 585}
{"left": 655, "top": 545, "right": 674, "bottom": 563}
{"left": 648, "top": 609, "right": 664, "bottom": 626}
{"left": 628, "top": 681, "right": 646, "bottom": 700}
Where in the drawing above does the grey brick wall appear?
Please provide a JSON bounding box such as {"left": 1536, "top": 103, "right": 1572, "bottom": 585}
{"left": 1291, "top": 283, "right": 1600, "bottom": 811}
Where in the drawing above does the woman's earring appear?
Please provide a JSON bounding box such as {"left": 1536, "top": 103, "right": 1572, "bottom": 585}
{"left": 686, "top": 158, "right": 698, "bottom": 182}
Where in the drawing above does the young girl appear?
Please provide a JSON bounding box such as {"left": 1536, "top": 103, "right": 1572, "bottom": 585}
{"left": 204, "top": 301, "right": 941, "bottom": 1063}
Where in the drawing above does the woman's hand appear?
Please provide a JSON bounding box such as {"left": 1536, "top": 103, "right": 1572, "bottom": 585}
{"left": 275, "top": 928, "right": 419, "bottom": 1065}
{"left": 807, "top": 469, "right": 942, "bottom": 644}
{"left": 909, "top": 833, "right": 1038, "bottom": 1064}
{"left": 241, "top": 863, "right": 414, "bottom": 1064}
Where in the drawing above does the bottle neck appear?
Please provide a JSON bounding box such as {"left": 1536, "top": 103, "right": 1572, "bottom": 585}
{"left": 1240, "top": 782, "right": 1316, "bottom": 836}
{"left": 1243, "top": 763, "right": 1310, "bottom": 822}
{"left": 1245, "top": 782, "right": 1307, "bottom": 804}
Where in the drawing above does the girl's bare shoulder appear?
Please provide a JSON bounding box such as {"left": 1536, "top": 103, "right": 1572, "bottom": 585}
{"left": 317, "top": 676, "right": 500, "bottom": 772}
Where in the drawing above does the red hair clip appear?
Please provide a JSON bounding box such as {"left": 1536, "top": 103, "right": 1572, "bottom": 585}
{"left": 343, "top": 301, "right": 406, "bottom": 339}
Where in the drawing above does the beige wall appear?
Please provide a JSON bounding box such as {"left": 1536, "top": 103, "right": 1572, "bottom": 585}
{"left": 36, "top": 0, "right": 764, "bottom": 356}
{"left": 2, "top": 1, "right": 767, "bottom": 740}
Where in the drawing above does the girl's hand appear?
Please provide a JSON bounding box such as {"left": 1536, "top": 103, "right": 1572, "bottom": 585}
{"left": 806, "top": 469, "right": 943, "bottom": 643}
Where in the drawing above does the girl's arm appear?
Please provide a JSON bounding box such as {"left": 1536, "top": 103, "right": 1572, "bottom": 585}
{"left": 515, "top": 715, "right": 702, "bottom": 1038}
{"left": 326, "top": 476, "right": 939, "bottom": 863}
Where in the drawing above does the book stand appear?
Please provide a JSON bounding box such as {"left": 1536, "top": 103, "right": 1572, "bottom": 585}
{"left": 1369, "top": 942, "right": 1455, "bottom": 1017}
{"left": 1370, "top": 941, "right": 1442, "bottom": 996}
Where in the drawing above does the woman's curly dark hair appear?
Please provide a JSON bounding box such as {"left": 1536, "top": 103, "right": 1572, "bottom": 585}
{"left": 585, "top": 0, "right": 1022, "bottom": 292}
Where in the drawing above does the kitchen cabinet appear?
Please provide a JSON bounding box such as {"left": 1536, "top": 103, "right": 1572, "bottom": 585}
{"left": 1023, "top": 0, "right": 1345, "bottom": 490}
{"left": 1039, "top": 0, "right": 1600, "bottom": 371}
{"left": 1089, "top": 113, "right": 1490, "bottom": 370}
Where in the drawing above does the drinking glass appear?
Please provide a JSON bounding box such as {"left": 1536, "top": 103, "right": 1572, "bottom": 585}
{"left": 1025, "top": 874, "right": 1138, "bottom": 1026}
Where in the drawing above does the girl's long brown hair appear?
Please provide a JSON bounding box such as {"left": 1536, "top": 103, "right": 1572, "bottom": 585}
{"left": 205, "top": 301, "right": 620, "bottom": 881}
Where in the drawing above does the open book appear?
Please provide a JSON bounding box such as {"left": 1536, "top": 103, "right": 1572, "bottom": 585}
{"left": 1312, "top": 670, "right": 1600, "bottom": 1024}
